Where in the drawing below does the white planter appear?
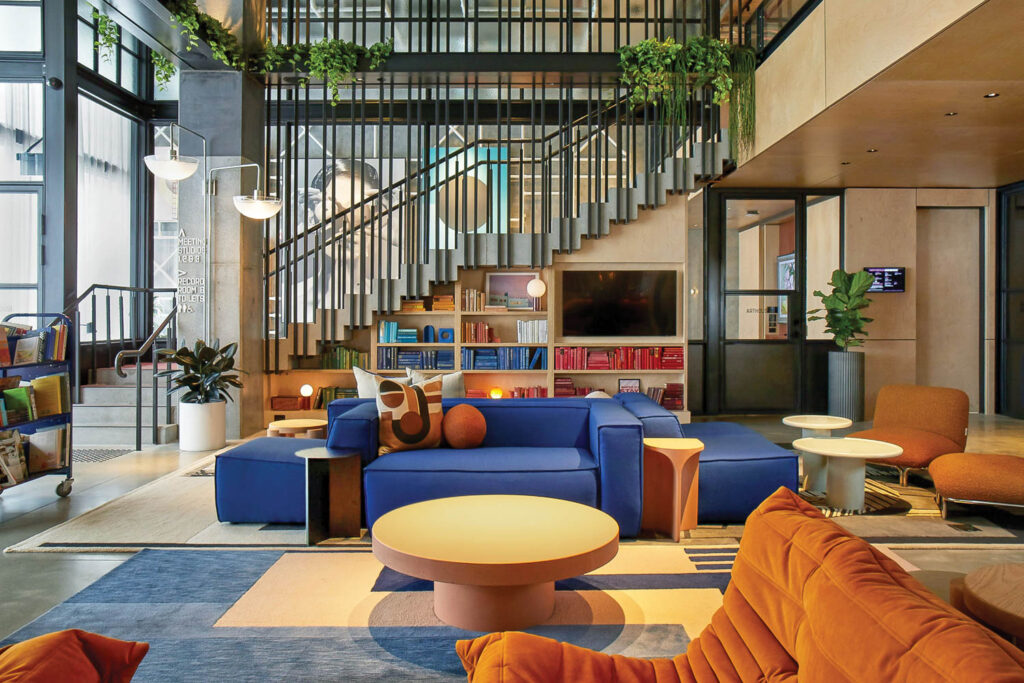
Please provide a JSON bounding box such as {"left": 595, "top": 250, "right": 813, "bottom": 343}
{"left": 178, "top": 400, "right": 227, "bottom": 452}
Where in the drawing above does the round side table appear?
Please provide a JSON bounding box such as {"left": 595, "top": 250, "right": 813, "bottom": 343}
{"left": 641, "top": 438, "right": 705, "bottom": 542}
{"left": 267, "top": 418, "right": 328, "bottom": 439}
{"left": 783, "top": 415, "right": 853, "bottom": 493}
{"left": 953, "top": 563, "right": 1024, "bottom": 646}
{"left": 792, "top": 437, "right": 901, "bottom": 512}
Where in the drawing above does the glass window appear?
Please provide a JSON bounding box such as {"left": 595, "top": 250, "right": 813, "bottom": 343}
{"left": 78, "top": 97, "right": 135, "bottom": 340}
{"left": 0, "top": 288, "right": 37, "bottom": 320}
{"left": 725, "top": 293, "right": 792, "bottom": 340}
{"left": 76, "top": 9, "right": 146, "bottom": 97}
{"left": 0, "top": 82, "right": 44, "bottom": 182}
{"left": 0, "top": 3, "right": 42, "bottom": 52}
{"left": 725, "top": 198, "right": 797, "bottom": 291}
{"left": 151, "top": 125, "right": 179, "bottom": 321}
{"left": 0, "top": 189, "right": 40, "bottom": 317}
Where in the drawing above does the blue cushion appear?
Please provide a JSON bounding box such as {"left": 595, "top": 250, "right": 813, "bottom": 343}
{"left": 613, "top": 392, "right": 684, "bottom": 438}
{"left": 682, "top": 422, "right": 794, "bottom": 462}
{"left": 214, "top": 437, "right": 316, "bottom": 524}
{"left": 365, "top": 446, "right": 596, "bottom": 473}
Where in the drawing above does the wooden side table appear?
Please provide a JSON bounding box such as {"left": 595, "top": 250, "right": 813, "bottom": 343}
{"left": 267, "top": 418, "right": 328, "bottom": 439}
{"left": 950, "top": 563, "right": 1024, "bottom": 646}
{"left": 295, "top": 447, "right": 361, "bottom": 545}
{"left": 641, "top": 438, "right": 704, "bottom": 542}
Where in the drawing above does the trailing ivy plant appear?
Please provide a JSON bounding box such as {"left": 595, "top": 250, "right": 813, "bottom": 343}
{"left": 165, "top": 0, "right": 243, "bottom": 68}
{"left": 93, "top": 9, "right": 119, "bottom": 64}
{"left": 617, "top": 36, "right": 756, "bottom": 156}
{"left": 152, "top": 52, "right": 176, "bottom": 91}
{"left": 808, "top": 269, "right": 875, "bottom": 350}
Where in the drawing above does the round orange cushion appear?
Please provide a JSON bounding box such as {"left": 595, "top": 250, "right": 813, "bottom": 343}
{"left": 442, "top": 404, "right": 487, "bottom": 449}
{"left": 929, "top": 453, "right": 1024, "bottom": 505}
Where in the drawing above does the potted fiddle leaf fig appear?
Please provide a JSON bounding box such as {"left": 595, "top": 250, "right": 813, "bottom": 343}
{"left": 157, "top": 340, "right": 243, "bottom": 451}
{"left": 808, "top": 269, "right": 874, "bottom": 420}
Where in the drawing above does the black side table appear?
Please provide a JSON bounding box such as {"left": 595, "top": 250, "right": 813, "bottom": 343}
{"left": 296, "top": 447, "right": 361, "bottom": 545}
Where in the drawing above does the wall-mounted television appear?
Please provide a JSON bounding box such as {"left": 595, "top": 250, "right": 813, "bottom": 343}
{"left": 864, "top": 267, "right": 906, "bottom": 293}
{"left": 561, "top": 270, "right": 677, "bottom": 337}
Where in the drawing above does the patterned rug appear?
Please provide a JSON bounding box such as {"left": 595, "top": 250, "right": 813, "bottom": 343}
{"left": 2, "top": 544, "right": 737, "bottom": 681}
{"left": 798, "top": 478, "right": 940, "bottom": 518}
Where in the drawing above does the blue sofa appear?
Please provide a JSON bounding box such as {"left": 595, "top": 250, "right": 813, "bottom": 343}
{"left": 613, "top": 392, "right": 799, "bottom": 522}
{"left": 327, "top": 397, "right": 645, "bottom": 536}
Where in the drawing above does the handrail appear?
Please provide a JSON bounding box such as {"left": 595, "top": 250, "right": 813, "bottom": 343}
{"left": 113, "top": 303, "right": 178, "bottom": 452}
{"left": 63, "top": 284, "right": 177, "bottom": 317}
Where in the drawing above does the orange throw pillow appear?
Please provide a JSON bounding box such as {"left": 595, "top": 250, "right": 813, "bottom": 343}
{"left": 375, "top": 376, "right": 444, "bottom": 455}
{"left": 442, "top": 404, "right": 487, "bottom": 449}
{"left": 0, "top": 629, "right": 149, "bottom": 682}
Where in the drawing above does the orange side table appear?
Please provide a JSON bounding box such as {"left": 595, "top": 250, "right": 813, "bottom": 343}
{"left": 641, "top": 437, "right": 704, "bottom": 542}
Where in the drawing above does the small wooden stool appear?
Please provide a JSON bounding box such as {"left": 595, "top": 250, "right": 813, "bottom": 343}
{"left": 641, "top": 437, "right": 704, "bottom": 542}
{"left": 950, "top": 563, "right": 1024, "bottom": 646}
{"left": 267, "top": 418, "right": 328, "bottom": 439}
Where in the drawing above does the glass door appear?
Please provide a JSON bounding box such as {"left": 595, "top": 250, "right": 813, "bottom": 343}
{"left": 0, "top": 187, "right": 42, "bottom": 317}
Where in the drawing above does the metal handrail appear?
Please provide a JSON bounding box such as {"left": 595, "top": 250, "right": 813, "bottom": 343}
{"left": 113, "top": 304, "right": 178, "bottom": 452}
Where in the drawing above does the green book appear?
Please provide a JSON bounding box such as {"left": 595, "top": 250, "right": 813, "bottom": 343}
{"left": 2, "top": 387, "right": 34, "bottom": 424}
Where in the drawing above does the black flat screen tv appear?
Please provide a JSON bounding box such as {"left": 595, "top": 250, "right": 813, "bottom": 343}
{"left": 864, "top": 267, "right": 906, "bottom": 293}
{"left": 561, "top": 270, "right": 677, "bottom": 337}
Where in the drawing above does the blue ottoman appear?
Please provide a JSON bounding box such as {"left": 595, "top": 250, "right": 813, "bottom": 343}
{"left": 215, "top": 437, "right": 324, "bottom": 523}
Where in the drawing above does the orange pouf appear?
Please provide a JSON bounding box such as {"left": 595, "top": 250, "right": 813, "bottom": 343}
{"left": 442, "top": 404, "right": 487, "bottom": 449}
{"left": 930, "top": 452, "right": 1024, "bottom": 507}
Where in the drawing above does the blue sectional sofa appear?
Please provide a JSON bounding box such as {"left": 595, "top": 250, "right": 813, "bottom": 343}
{"left": 327, "top": 397, "right": 645, "bottom": 536}
{"left": 613, "top": 392, "right": 799, "bottom": 522}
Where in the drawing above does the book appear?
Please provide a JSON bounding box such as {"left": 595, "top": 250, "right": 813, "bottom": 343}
{"left": 27, "top": 425, "right": 67, "bottom": 473}
{"left": 0, "top": 429, "right": 27, "bottom": 486}
{"left": 12, "top": 330, "right": 46, "bottom": 365}
{"left": 0, "top": 340, "right": 9, "bottom": 367}
{"left": 1, "top": 387, "right": 34, "bottom": 425}
{"left": 29, "top": 373, "right": 69, "bottom": 417}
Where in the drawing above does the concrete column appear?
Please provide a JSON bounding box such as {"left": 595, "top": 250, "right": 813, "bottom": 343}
{"left": 176, "top": 70, "right": 265, "bottom": 439}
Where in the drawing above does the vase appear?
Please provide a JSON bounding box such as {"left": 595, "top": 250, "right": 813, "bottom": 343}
{"left": 178, "top": 400, "right": 227, "bottom": 451}
{"left": 828, "top": 350, "right": 864, "bottom": 421}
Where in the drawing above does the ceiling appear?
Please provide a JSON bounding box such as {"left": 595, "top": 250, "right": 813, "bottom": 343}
{"left": 718, "top": 0, "right": 1024, "bottom": 188}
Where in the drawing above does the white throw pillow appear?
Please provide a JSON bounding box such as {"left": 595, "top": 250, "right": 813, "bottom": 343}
{"left": 407, "top": 369, "right": 465, "bottom": 398}
{"left": 585, "top": 390, "right": 613, "bottom": 399}
{"left": 355, "top": 366, "right": 410, "bottom": 399}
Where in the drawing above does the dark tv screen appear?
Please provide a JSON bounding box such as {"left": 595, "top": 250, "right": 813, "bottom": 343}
{"left": 562, "top": 270, "right": 677, "bottom": 337}
{"left": 865, "top": 267, "right": 906, "bottom": 293}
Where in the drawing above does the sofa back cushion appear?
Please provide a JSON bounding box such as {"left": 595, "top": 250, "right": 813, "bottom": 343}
{"left": 441, "top": 398, "right": 590, "bottom": 449}
{"left": 873, "top": 384, "right": 969, "bottom": 450}
{"left": 612, "top": 392, "right": 683, "bottom": 438}
{"left": 725, "top": 487, "right": 1024, "bottom": 681}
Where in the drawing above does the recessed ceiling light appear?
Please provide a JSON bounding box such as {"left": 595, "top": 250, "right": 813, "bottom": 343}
{"left": 841, "top": 161, "right": 851, "bottom": 165}
{"left": 984, "top": 92, "right": 1000, "bottom": 98}
{"left": 867, "top": 148, "right": 878, "bottom": 153}
{"left": 945, "top": 111, "right": 958, "bottom": 116}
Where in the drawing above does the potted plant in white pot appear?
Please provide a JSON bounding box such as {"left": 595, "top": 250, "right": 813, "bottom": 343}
{"left": 808, "top": 269, "right": 874, "bottom": 421}
{"left": 158, "top": 341, "right": 243, "bottom": 451}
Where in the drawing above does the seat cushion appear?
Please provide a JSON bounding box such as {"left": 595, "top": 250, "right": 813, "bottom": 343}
{"left": 365, "top": 446, "right": 596, "bottom": 473}
{"left": 682, "top": 422, "right": 793, "bottom": 462}
{"left": 217, "top": 436, "right": 318, "bottom": 466}
{"left": 0, "top": 629, "right": 149, "bottom": 683}
{"left": 930, "top": 453, "right": 1024, "bottom": 505}
{"left": 848, "top": 427, "right": 961, "bottom": 468}
{"left": 215, "top": 437, "right": 313, "bottom": 524}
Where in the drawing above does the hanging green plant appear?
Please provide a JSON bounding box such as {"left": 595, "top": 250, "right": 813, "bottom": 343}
{"left": 152, "top": 52, "right": 176, "bottom": 91}
{"left": 253, "top": 38, "right": 393, "bottom": 106}
{"left": 617, "top": 36, "right": 756, "bottom": 158}
{"left": 164, "top": 0, "right": 243, "bottom": 68}
{"left": 93, "top": 9, "right": 119, "bottom": 64}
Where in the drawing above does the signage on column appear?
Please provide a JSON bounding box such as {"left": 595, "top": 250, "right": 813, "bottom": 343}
{"left": 176, "top": 228, "right": 206, "bottom": 315}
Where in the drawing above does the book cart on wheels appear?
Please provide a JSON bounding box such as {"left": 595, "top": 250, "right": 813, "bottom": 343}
{"left": 0, "top": 313, "right": 74, "bottom": 498}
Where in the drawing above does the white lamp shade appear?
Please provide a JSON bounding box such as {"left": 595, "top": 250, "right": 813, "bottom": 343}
{"left": 233, "top": 194, "right": 283, "bottom": 219}
{"left": 526, "top": 277, "right": 547, "bottom": 298}
{"left": 299, "top": 383, "right": 314, "bottom": 397}
{"left": 144, "top": 154, "right": 199, "bottom": 181}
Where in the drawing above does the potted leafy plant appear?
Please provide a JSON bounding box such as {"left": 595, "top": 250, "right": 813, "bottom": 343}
{"left": 158, "top": 340, "right": 243, "bottom": 451}
{"left": 808, "top": 269, "right": 874, "bottom": 420}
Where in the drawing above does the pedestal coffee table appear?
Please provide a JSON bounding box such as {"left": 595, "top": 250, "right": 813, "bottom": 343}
{"left": 371, "top": 495, "right": 619, "bottom": 631}
{"left": 783, "top": 415, "right": 853, "bottom": 492}
{"left": 792, "top": 437, "right": 902, "bottom": 512}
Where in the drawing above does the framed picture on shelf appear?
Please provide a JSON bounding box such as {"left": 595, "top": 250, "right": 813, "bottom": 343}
{"left": 776, "top": 253, "right": 795, "bottom": 323}
{"left": 486, "top": 271, "right": 538, "bottom": 310}
{"left": 618, "top": 378, "right": 641, "bottom": 394}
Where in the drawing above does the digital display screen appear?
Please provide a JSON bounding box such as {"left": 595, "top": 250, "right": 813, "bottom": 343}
{"left": 865, "top": 267, "right": 906, "bottom": 293}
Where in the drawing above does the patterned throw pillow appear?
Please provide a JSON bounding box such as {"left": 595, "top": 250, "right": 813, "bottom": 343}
{"left": 375, "top": 376, "right": 444, "bottom": 455}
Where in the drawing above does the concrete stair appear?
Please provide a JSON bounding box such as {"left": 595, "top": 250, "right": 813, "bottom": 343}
{"left": 73, "top": 368, "right": 179, "bottom": 447}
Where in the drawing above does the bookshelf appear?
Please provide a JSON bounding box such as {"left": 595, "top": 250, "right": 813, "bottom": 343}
{"left": 265, "top": 266, "right": 688, "bottom": 421}
{"left": 0, "top": 313, "right": 75, "bottom": 498}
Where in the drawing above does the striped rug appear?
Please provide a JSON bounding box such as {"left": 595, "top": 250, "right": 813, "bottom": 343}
{"left": 3, "top": 544, "right": 737, "bottom": 681}
{"left": 800, "top": 479, "right": 943, "bottom": 518}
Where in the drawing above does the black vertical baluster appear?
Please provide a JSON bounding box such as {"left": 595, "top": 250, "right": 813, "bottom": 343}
{"left": 105, "top": 292, "right": 112, "bottom": 368}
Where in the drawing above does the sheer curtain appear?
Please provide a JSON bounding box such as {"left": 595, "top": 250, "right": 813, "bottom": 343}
{"left": 77, "top": 96, "right": 134, "bottom": 340}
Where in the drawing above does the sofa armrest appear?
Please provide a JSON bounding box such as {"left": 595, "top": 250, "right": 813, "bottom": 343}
{"left": 327, "top": 398, "right": 373, "bottom": 424}
{"left": 588, "top": 400, "right": 644, "bottom": 537}
{"left": 327, "top": 402, "right": 379, "bottom": 465}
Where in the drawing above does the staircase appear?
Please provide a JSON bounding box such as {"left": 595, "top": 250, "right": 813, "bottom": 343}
{"left": 73, "top": 365, "right": 178, "bottom": 447}
{"left": 266, "top": 92, "right": 731, "bottom": 361}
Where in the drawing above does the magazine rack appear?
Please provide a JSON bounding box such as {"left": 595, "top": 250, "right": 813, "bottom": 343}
{"left": 0, "top": 313, "right": 74, "bottom": 498}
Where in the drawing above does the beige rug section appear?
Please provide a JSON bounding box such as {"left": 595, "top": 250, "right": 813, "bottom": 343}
{"left": 4, "top": 450, "right": 311, "bottom": 553}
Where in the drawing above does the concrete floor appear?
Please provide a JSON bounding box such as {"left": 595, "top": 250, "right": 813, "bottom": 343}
{"left": 1, "top": 413, "right": 1022, "bottom": 640}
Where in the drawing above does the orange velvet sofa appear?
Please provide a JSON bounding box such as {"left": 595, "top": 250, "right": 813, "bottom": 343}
{"left": 849, "top": 384, "right": 969, "bottom": 485}
{"left": 457, "top": 488, "right": 1024, "bottom": 682}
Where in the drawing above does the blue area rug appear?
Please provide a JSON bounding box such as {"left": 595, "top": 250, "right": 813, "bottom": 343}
{"left": 3, "top": 546, "right": 735, "bottom": 681}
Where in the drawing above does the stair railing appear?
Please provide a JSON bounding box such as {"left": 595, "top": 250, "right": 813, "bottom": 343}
{"left": 112, "top": 304, "right": 179, "bottom": 452}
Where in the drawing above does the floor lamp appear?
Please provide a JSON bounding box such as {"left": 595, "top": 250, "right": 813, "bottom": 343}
{"left": 144, "top": 126, "right": 281, "bottom": 341}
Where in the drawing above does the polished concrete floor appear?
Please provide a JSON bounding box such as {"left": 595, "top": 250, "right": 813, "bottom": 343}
{"left": 1, "top": 414, "right": 1023, "bottom": 640}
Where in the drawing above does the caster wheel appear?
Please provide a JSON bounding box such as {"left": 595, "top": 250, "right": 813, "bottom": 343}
{"left": 56, "top": 481, "right": 72, "bottom": 497}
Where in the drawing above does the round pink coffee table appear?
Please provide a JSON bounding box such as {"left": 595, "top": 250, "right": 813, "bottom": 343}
{"left": 371, "top": 495, "right": 619, "bottom": 631}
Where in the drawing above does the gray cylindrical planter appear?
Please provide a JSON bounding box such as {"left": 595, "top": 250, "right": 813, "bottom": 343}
{"left": 828, "top": 351, "right": 864, "bottom": 422}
